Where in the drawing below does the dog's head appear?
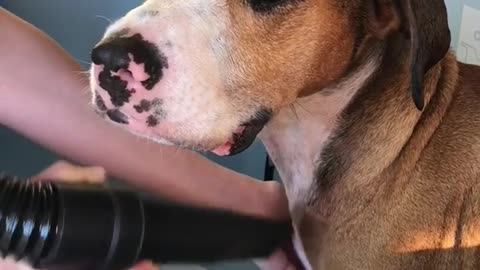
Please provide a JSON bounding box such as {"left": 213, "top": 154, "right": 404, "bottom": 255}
{"left": 90, "top": 0, "right": 450, "bottom": 156}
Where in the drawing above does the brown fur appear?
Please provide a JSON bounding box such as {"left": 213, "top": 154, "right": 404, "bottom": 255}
{"left": 294, "top": 0, "right": 480, "bottom": 268}
{"left": 300, "top": 53, "right": 480, "bottom": 270}
{"left": 222, "top": 1, "right": 480, "bottom": 268}
{"left": 222, "top": 0, "right": 356, "bottom": 109}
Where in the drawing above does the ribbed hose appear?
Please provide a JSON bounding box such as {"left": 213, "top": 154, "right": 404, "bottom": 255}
{"left": 0, "top": 176, "right": 60, "bottom": 265}
{"left": 0, "top": 175, "right": 292, "bottom": 270}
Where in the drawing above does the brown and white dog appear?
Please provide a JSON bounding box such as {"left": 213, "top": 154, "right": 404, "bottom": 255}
{"left": 89, "top": 0, "right": 480, "bottom": 269}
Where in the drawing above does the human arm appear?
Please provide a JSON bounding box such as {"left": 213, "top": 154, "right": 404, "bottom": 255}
{"left": 0, "top": 7, "right": 289, "bottom": 221}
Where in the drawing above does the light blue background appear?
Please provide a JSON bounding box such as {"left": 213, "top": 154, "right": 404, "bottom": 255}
{"left": 445, "top": 0, "right": 480, "bottom": 52}
{"left": 0, "top": 1, "right": 478, "bottom": 269}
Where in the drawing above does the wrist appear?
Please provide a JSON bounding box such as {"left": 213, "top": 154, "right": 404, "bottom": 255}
{"left": 257, "top": 181, "right": 290, "bottom": 221}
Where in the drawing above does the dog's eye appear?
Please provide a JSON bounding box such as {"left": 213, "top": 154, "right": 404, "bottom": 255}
{"left": 247, "top": 0, "right": 292, "bottom": 13}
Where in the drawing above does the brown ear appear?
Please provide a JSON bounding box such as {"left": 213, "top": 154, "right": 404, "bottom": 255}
{"left": 395, "top": 0, "right": 451, "bottom": 110}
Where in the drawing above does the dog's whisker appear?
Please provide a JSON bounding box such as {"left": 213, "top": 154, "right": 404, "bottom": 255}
{"left": 75, "top": 59, "right": 92, "bottom": 66}
{"left": 95, "top": 15, "right": 114, "bottom": 24}
{"left": 78, "top": 75, "right": 91, "bottom": 84}
{"left": 294, "top": 101, "right": 313, "bottom": 116}
{"left": 80, "top": 87, "right": 95, "bottom": 102}
{"left": 289, "top": 104, "right": 300, "bottom": 121}
{"left": 70, "top": 70, "right": 91, "bottom": 84}
{"left": 73, "top": 70, "right": 90, "bottom": 76}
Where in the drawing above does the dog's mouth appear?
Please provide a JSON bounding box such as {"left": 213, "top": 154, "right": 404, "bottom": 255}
{"left": 211, "top": 109, "right": 272, "bottom": 156}
{"left": 211, "top": 124, "right": 262, "bottom": 156}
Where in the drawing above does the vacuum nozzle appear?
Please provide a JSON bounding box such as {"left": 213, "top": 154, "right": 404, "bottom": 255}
{"left": 0, "top": 175, "right": 292, "bottom": 270}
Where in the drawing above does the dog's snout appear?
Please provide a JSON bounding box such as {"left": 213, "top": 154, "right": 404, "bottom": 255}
{"left": 106, "top": 109, "right": 129, "bottom": 124}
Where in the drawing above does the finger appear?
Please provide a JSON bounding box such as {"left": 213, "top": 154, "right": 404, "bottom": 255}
{"left": 283, "top": 239, "right": 306, "bottom": 270}
{"left": 129, "top": 261, "right": 160, "bottom": 270}
{"left": 32, "top": 160, "right": 106, "bottom": 184}
{"left": 0, "top": 257, "right": 35, "bottom": 270}
{"left": 254, "top": 248, "right": 291, "bottom": 270}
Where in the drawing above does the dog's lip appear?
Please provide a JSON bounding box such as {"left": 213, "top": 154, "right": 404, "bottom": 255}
{"left": 211, "top": 113, "right": 271, "bottom": 156}
{"left": 228, "top": 122, "right": 265, "bottom": 155}
{"left": 211, "top": 124, "right": 262, "bottom": 156}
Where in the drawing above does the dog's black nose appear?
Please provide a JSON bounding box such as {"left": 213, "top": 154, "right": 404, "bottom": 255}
{"left": 106, "top": 109, "right": 129, "bottom": 124}
{"left": 91, "top": 34, "right": 168, "bottom": 90}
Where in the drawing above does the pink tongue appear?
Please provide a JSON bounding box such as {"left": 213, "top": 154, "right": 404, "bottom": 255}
{"left": 211, "top": 142, "right": 232, "bottom": 156}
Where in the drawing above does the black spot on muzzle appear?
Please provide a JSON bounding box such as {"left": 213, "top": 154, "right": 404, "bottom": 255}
{"left": 94, "top": 91, "right": 107, "bottom": 111}
{"left": 97, "top": 71, "right": 131, "bottom": 107}
{"left": 146, "top": 115, "right": 159, "bottom": 127}
{"left": 106, "top": 109, "right": 129, "bottom": 124}
{"left": 134, "top": 99, "right": 153, "bottom": 113}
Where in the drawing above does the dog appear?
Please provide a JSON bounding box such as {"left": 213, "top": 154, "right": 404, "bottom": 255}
{"left": 89, "top": 0, "right": 480, "bottom": 269}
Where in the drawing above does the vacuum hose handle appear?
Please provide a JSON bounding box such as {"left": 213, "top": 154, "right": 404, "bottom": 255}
{"left": 0, "top": 175, "right": 292, "bottom": 270}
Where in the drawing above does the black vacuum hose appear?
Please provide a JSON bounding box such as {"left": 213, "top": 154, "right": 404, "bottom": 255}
{"left": 0, "top": 175, "right": 292, "bottom": 270}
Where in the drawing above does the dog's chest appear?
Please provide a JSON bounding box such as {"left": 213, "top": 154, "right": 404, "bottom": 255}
{"left": 259, "top": 94, "right": 346, "bottom": 270}
{"left": 259, "top": 91, "right": 350, "bottom": 213}
{"left": 260, "top": 112, "right": 331, "bottom": 211}
{"left": 260, "top": 107, "right": 332, "bottom": 270}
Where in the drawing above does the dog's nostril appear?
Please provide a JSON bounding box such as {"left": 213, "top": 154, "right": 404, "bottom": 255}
{"left": 106, "top": 109, "right": 129, "bottom": 124}
{"left": 92, "top": 34, "right": 168, "bottom": 91}
{"left": 91, "top": 43, "right": 130, "bottom": 71}
{"left": 117, "top": 68, "right": 134, "bottom": 81}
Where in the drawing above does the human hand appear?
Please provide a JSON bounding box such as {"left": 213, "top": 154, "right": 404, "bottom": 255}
{"left": 262, "top": 181, "right": 291, "bottom": 221}
{"left": 18, "top": 160, "right": 159, "bottom": 270}
{"left": 31, "top": 159, "right": 107, "bottom": 183}
{"left": 255, "top": 240, "right": 305, "bottom": 270}
{"left": 255, "top": 181, "right": 305, "bottom": 270}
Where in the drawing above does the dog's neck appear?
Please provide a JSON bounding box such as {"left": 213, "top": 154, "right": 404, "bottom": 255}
{"left": 260, "top": 46, "right": 458, "bottom": 221}
{"left": 259, "top": 50, "right": 384, "bottom": 270}
{"left": 259, "top": 49, "right": 382, "bottom": 216}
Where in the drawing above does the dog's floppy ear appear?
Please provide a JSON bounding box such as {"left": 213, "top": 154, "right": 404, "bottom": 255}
{"left": 395, "top": 0, "right": 451, "bottom": 110}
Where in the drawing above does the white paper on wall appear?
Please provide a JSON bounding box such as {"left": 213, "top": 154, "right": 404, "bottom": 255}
{"left": 456, "top": 5, "right": 480, "bottom": 66}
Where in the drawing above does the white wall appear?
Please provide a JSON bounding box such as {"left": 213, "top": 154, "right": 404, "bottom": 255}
{"left": 445, "top": 0, "right": 480, "bottom": 66}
